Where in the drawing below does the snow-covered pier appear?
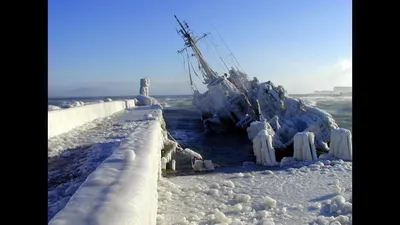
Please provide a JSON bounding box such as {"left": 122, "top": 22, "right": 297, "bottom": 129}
{"left": 49, "top": 102, "right": 166, "bottom": 225}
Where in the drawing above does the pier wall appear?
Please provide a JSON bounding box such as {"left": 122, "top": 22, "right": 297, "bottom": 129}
{"left": 48, "top": 99, "right": 137, "bottom": 139}
{"left": 49, "top": 106, "right": 164, "bottom": 225}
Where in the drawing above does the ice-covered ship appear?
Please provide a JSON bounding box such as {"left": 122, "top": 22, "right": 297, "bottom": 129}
{"left": 174, "top": 16, "right": 340, "bottom": 152}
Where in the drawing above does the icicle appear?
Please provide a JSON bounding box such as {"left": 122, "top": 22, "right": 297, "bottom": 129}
{"left": 161, "top": 157, "right": 167, "bottom": 170}
{"left": 171, "top": 159, "right": 176, "bottom": 171}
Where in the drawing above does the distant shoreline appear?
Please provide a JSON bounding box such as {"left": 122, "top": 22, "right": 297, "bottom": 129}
{"left": 48, "top": 93, "right": 352, "bottom": 100}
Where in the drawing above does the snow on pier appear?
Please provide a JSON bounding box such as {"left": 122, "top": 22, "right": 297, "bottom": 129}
{"left": 48, "top": 105, "right": 165, "bottom": 224}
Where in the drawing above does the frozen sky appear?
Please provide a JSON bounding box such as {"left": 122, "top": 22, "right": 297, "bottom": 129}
{"left": 48, "top": 0, "right": 351, "bottom": 96}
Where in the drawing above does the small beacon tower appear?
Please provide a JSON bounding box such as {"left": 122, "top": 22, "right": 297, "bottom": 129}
{"left": 140, "top": 78, "right": 150, "bottom": 96}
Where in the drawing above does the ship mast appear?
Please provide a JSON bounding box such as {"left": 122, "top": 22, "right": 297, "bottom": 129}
{"left": 175, "top": 15, "right": 219, "bottom": 84}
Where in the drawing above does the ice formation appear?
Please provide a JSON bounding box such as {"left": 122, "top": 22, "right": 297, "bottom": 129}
{"left": 136, "top": 78, "right": 160, "bottom": 106}
{"left": 140, "top": 78, "right": 150, "bottom": 96}
{"left": 180, "top": 148, "right": 203, "bottom": 160}
{"left": 158, "top": 113, "right": 204, "bottom": 172}
{"left": 48, "top": 105, "right": 61, "bottom": 111}
{"left": 136, "top": 95, "right": 160, "bottom": 106}
{"left": 263, "top": 196, "right": 277, "bottom": 208}
{"left": 59, "top": 100, "right": 85, "bottom": 108}
{"left": 171, "top": 159, "right": 176, "bottom": 170}
{"left": 192, "top": 159, "right": 215, "bottom": 171}
{"left": 203, "top": 160, "right": 215, "bottom": 170}
{"left": 329, "top": 128, "right": 352, "bottom": 160}
{"left": 161, "top": 157, "right": 167, "bottom": 170}
{"left": 252, "top": 129, "right": 278, "bottom": 166}
{"left": 293, "top": 132, "right": 318, "bottom": 161}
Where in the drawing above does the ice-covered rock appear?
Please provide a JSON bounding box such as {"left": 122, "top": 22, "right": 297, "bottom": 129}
{"left": 262, "top": 195, "right": 277, "bottom": 208}
{"left": 280, "top": 157, "right": 296, "bottom": 167}
{"left": 193, "top": 160, "right": 204, "bottom": 171}
{"left": 192, "top": 159, "right": 214, "bottom": 171}
{"left": 48, "top": 105, "right": 62, "bottom": 111}
{"left": 319, "top": 153, "right": 333, "bottom": 160}
{"left": 204, "top": 160, "right": 214, "bottom": 170}
{"left": 214, "top": 211, "right": 232, "bottom": 224}
{"left": 293, "top": 132, "right": 318, "bottom": 161}
{"left": 329, "top": 128, "right": 352, "bottom": 161}
{"left": 235, "top": 194, "right": 251, "bottom": 203}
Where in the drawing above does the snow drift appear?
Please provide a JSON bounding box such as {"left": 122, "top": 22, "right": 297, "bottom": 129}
{"left": 49, "top": 107, "right": 164, "bottom": 225}
{"left": 48, "top": 99, "right": 136, "bottom": 139}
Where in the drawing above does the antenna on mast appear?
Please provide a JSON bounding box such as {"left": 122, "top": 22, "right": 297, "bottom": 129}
{"left": 174, "top": 15, "right": 219, "bottom": 84}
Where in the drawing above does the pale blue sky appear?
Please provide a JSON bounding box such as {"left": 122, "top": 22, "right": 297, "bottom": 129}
{"left": 48, "top": 0, "right": 352, "bottom": 96}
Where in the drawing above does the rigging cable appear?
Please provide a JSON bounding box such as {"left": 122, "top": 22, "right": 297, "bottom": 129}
{"left": 207, "top": 34, "right": 230, "bottom": 73}
{"left": 180, "top": 49, "right": 198, "bottom": 91}
{"left": 187, "top": 50, "right": 198, "bottom": 91}
{"left": 186, "top": 49, "right": 204, "bottom": 84}
{"left": 212, "top": 25, "right": 246, "bottom": 72}
{"left": 202, "top": 35, "right": 227, "bottom": 74}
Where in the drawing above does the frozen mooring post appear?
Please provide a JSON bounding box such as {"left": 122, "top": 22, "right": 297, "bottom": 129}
{"left": 328, "top": 128, "right": 352, "bottom": 160}
{"left": 247, "top": 120, "right": 279, "bottom": 166}
{"left": 293, "top": 132, "right": 318, "bottom": 161}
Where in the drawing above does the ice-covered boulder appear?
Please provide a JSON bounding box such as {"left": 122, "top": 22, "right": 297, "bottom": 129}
{"left": 59, "top": 101, "right": 84, "bottom": 108}
{"left": 329, "top": 128, "right": 352, "bottom": 161}
{"left": 48, "top": 105, "right": 61, "bottom": 111}
{"left": 192, "top": 159, "right": 214, "bottom": 171}
{"left": 293, "top": 132, "right": 318, "bottom": 161}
